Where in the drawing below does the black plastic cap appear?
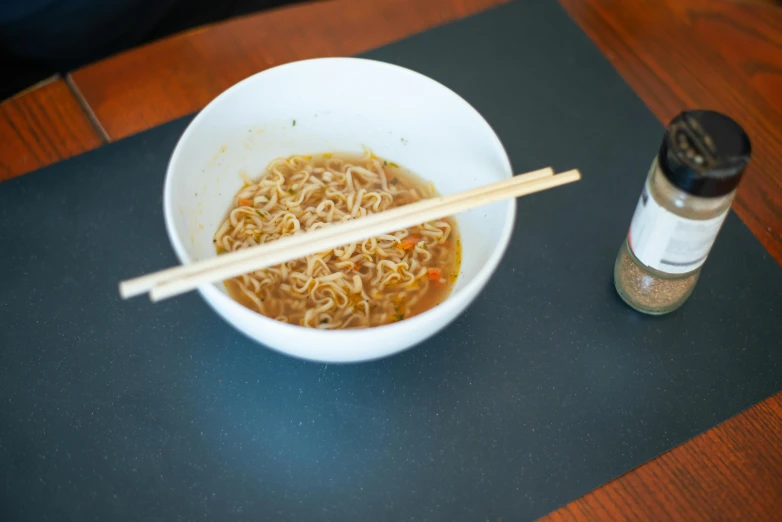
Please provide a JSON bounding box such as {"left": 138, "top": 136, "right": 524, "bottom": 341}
{"left": 658, "top": 110, "right": 751, "bottom": 197}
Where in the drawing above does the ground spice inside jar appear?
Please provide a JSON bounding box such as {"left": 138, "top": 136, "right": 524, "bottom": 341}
{"left": 614, "top": 244, "right": 699, "bottom": 314}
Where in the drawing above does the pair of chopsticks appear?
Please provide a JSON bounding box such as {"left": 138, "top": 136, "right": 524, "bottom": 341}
{"left": 119, "top": 166, "right": 580, "bottom": 302}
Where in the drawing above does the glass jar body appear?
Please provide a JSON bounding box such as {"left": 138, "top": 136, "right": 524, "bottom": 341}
{"left": 614, "top": 157, "right": 736, "bottom": 314}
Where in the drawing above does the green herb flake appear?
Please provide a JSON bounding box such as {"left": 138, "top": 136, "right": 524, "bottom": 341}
{"left": 390, "top": 177, "right": 398, "bottom": 185}
{"left": 293, "top": 120, "right": 296, "bottom": 126}
{"left": 255, "top": 210, "right": 263, "bottom": 217}
{"left": 395, "top": 314, "right": 404, "bottom": 322}
{"left": 288, "top": 188, "right": 296, "bottom": 194}
{"left": 262, "top": 195, "right": 269, "bottom": 201}
{"left": 320, "top": 318, "right": 329, "bottom": 324}
{"left": 388, "top": 161, "right": 400, "bottom": 168}
{"left": 384, "top": 161, "right": 388, "bottom": 166}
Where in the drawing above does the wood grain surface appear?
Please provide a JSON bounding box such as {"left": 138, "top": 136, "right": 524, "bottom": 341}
{"left": 680, "top": 0, "right": 782, "bottom": 116}
{"left": 0, "top": 77, "right": 104, "bottom": 182}
{"left": 4, "top": 0, "right": 782, "bottom": 520}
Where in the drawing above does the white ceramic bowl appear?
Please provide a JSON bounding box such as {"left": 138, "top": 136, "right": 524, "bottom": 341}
{"left": 164, "top": 58, "right": 514, "bottom": 363}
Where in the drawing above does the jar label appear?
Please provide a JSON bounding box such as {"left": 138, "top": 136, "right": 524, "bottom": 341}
{"left": 628, "top": 182, "right": 728, "bottom": 274}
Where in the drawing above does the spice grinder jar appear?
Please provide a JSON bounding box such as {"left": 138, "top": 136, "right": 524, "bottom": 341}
{"left": 614, "top": 110, "right": 752, "bottom": 315}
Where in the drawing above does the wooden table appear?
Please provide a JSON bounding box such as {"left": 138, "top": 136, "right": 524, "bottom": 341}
{"left": 2, "top": 0, "right": 781, "bottom": 519}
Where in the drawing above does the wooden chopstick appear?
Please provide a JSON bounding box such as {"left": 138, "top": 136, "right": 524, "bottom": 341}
{"left": 120, "top": 167, "right": 580, "bottom": 302}
{"left": 119, "top": 166, "right": 554, "bottom": 299}
{"left": 147, "top": 168, "right": 581, "bottom": 301}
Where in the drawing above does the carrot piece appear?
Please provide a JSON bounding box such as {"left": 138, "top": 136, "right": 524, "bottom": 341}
{"left": 398, "top": 235, "right": 421, "bottom": 250}
{"left": 428, "top": 268, "right": 442, "bottom": 281}
{"left": 239, "top": 198, "right": 252, "bottom": 206}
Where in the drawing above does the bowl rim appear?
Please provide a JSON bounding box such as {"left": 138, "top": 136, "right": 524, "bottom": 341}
{"left": 163, "top": 57, "right": 515, "bottom": 353}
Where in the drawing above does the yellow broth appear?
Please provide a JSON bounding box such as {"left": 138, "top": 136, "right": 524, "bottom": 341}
{"left": 216, "top": 152, "right": 461, "bottom": 328}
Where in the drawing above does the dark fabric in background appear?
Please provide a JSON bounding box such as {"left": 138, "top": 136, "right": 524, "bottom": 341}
{"left": 0, "top": 0, "right": 305, "bottom": 100}
{"left": 1, "top": 1, "right": 781, "bottom": 521}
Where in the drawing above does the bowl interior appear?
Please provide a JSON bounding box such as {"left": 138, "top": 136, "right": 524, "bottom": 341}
{"left": 165, "top": 58, "right": 512, "bottom": 320}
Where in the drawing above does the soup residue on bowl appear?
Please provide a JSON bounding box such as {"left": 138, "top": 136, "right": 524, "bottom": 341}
{"left": 214, "top": 150, "right": 461, "bottom": 329}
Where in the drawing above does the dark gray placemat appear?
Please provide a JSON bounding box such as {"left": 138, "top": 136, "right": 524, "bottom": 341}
{"left": 1, "top": 1, "right": 780, "bottom": 520}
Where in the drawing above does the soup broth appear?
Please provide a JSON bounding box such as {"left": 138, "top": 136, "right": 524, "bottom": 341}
{"left": 214, "top": 150, "right": 461, "bottom": 329}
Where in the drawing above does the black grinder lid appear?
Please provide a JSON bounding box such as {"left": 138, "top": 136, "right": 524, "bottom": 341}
{"left": 658, "top": 110, "right": 752, "bottom": 197}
